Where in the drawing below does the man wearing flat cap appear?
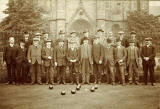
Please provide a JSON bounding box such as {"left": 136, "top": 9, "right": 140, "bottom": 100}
{"left": 114, "top": 38, "right": 127, "bottom": 86}
{"left": 141, "top": 37, "right": 156, "bottom": 86}
{"left": 118, "top": 31, "right": 129, "bottom": 48}
{"left": 104, "top": 38, "right": 116, "bottom": 85}
{"left": 42, "top": 39, "right": 54, "bottom": 85}
{"left": 80, "top": 37, "right": 93, "bottom": 84}
{"left": 54, "top": 39, "right": 67, "bottom": 84}
{"left": 68, "top": 31, "right": 80, "bottom": 49}
{"left": 130, "top": 31, "right": 140, "bottom": 48}
{"left": 92, "top": 36, "right": 104, "bottom": 84}
{"left": 27, "top": 37, "right": 43, "bottom": 85}
{"left": 126, "top": 40, "right": 140, "bottom": 85}
{"left": 97, "top": 29, "right": 106, "bottom": 46}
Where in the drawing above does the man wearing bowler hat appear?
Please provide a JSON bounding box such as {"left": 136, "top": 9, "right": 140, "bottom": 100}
{"left": 126, "top": 40, "right": 140, "bottom": 85}
{"left": 141, "top": 37, "right": 156, "bottom": 86}
{"left": 27, "top": 37, "right": 43, "bottom": 85}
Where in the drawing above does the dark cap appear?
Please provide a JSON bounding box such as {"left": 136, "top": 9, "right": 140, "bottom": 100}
{"left": 83, "top": 30, "right": 89, "bottom": 34}
{"left": 45, "top": 39, "right": 52, "bottom": 43}
{"left": 130, "top": 31, "right": 136, "bottom": 35}
{"left": 19, "top": 39, "right": 25, "bottom": 43}
{"left": 97, "top": 29, "right": 104, "bottom": 32}
{"left": 70, "top": 31, "right": 76, "bottom": 35}
{"left": 59, "top": 30, "right": 65, "bottom": 35}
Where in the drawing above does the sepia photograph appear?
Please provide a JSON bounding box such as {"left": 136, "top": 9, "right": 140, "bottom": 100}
{"left": 0, "top": 0, "right": 160, "bottom": 109}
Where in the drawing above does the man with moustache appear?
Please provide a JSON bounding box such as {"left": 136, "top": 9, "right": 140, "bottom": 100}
{"left": 3, "top": 37, "right": 18, "bottom": 85}
{"left": 141, "top": 37, "right": 156, "bottom": 86}
{"left": 28, "top": 37, "right": 43, "bottom": 85}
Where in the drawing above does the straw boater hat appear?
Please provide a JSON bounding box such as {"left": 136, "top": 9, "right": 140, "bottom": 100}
{"left": 145, "top": 37, "right": 152, "bottom": 41}
{"left": 33, "top": 37, "right": 39, "bottom": 41}
{"left": 118, "top": 31, "right": 124, "bottom": 34}
{"left": 130, "top": 31, "right": 136, "bottom": 35}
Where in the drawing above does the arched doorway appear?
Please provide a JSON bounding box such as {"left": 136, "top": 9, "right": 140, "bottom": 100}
{"left": 68, "top": 19, "right": 92, "bottom": 33}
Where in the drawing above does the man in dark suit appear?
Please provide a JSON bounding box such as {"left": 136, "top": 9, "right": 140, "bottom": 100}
{"left": 92, "top": 37, "right": 104, "bottom": 84}
{"left": 141, "top": 37, "right": 156, "bottom": 86}
{"left": 80, "top": 37, "right": 93, "bottom": 84}
{"left": 3, "top": 37, "right": 18, "bottom": 85}
{"left": 67, "top": 41, "right": 80, "bottom": 85}
{"left": 114, "top": 38, "right": 127, "bottom": 86}
{"left": 54, "top": 39, "right": 67, "bottom": 84}
{"left": 23, "top": 32, "right": 32, "bottom": 82}
{"left": 27, "top": 37, "right": 43, "bottom": 85}
{"left": 126, "top": 40, "right": 140, "bottom": 85}
{"left": 42, "top": 39, "right": 54, "bottom": 85}
{"left": 104, "top": 38, "right": 115, "bottom": 85}
{"left": 15, "top": 39, "right": 28, "bottom": 85}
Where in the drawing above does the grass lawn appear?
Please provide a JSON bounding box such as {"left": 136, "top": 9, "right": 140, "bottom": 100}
{"left": 0, "top": 83, "right": 159, "bottom": 109}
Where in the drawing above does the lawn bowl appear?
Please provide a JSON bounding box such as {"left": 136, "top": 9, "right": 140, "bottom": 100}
{"left": 49, "top": 85, "right": 53, "bottom": 89}
{"left": 94, "top": 85, "right": 98, "bottom": 89}
{"left": 71, "top": 90, "right": 76, "bottom": 94}
{"left": 77, "top": 84, "right": 81, "bottom": 88}
{"left": 61, "top": 91, "right": 66, "bottom": 95}
{"left": 90, "top": 86, "right": 95, "bottom": 92}
{"left": 76, "top": 86, "right": 80, "bottom": 90}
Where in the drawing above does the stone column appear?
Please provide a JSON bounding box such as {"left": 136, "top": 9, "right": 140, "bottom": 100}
{"left": 96, "top": 0, "right": 106, "bottom": 32}
{"left": 56, "top": 0, "right": 66, "bottom": 36}
{"left": 49, "top": 0, "right": 57, "bottom": 38}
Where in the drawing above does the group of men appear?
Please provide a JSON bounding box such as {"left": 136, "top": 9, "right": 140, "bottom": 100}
{"left": 3, "top": 29, "right": 156, "bottom": 86}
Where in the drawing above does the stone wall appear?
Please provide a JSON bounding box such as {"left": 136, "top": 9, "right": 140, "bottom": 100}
{"left": 35, "top": 0, "right": 149, "bottom": 38}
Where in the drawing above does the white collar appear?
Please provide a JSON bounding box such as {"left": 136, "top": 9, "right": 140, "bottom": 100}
{"left": 10, "top": 43, "right": 14, "bottom": 47}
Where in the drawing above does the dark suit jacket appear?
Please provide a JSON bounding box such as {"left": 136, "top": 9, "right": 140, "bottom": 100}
{"left": 42, "top": 47, "right": 54, "bottom": 67}
{"left": 3, "top": 44, "right": 18, "bottom": 64}
{"left": 54, "top": 45, "right": 67, "bottom": 66}
{"left": 15, "top": 47, "right": 28, "bottom": 64}
{"left": 67, "top": 48, "right": 80, "bottom": 66}
{"left": 92, "top": 44, "right": 104, "bottom": 64}
{"left": 141, "top": 45, "right": 156, "bottom": 66}
{"left": 121, "top": 38, "right": 129, "bottom": 48}
{"left": 104, "top": 46, "right": 115, "bottom": 66}
{"left": 80, "top": 44, "right": 93, "bottom": 64}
